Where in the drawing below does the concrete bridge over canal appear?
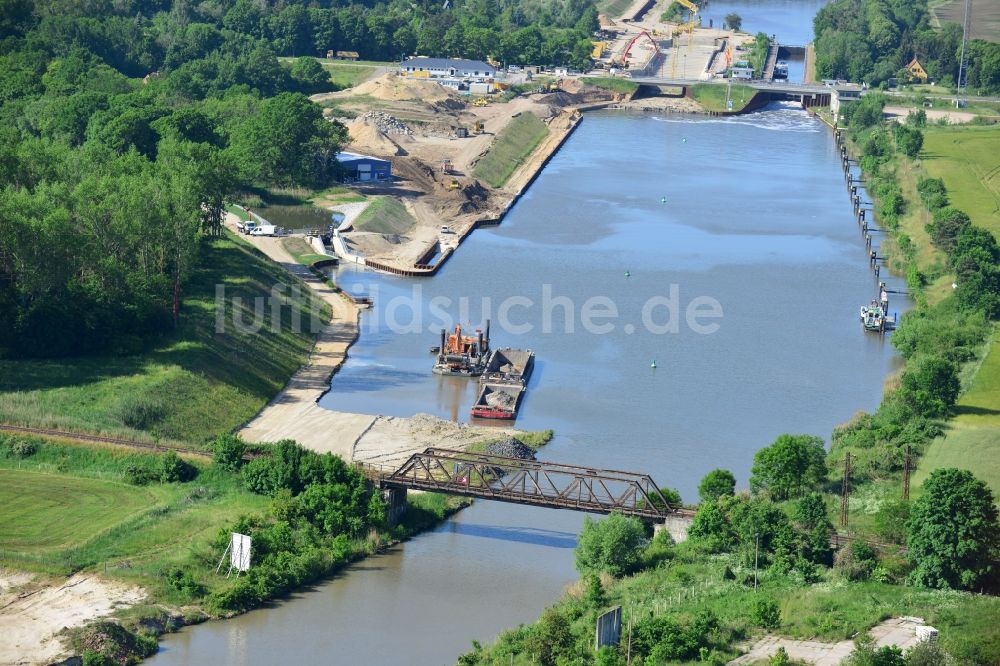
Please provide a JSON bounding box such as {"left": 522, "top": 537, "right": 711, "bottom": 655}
{"left": 626, "top": 76, "right": 836, "bottom": 109}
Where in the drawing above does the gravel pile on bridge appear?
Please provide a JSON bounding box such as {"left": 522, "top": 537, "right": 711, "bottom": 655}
{"left": 363, "top": 110, "right": 413, "bottom": 136}
{"left": 484, "top": 437, "right": 535, "bottom": 460}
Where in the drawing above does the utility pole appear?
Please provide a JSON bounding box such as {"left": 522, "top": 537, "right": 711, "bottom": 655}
{"left": 753, "top": 533, "right": 759, "bottom": 591}
{"left": 840, "top": 452, "right": 852, "bottom": 528}
{"left": 902, "top": 445, "right": 912, "bottom": 501}
{"left": 956, "top": 0, "right": 972, "bottom": 106}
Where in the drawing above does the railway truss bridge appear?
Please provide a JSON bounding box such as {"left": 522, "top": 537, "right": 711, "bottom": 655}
{"left": 361, "top": 448, "right": 693, "bottom": 527}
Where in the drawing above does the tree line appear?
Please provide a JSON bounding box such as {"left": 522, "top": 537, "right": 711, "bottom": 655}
{"left": 813, "top": 0, "right": 1000, "bottom": 92}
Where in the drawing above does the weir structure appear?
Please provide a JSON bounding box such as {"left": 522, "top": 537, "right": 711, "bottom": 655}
{"left": 374, "top": 448, "right": 679, "bottom": 522}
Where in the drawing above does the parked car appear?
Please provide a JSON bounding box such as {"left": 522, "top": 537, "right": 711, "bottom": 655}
{"left": 440, "top": 225, "right": 453, "bottom": 234}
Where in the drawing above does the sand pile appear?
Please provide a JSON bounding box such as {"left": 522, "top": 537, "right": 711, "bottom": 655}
{"left": 345, "top": 118, "right": 404, "bottom": 156}
{"left": 348, "top": 73, "right": 458, "bottom": 102}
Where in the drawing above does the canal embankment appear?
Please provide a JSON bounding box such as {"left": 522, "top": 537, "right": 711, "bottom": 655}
{"left": 230, "top": 216, "right": 526, "bottom": 467}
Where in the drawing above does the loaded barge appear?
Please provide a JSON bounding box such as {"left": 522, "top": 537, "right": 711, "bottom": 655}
{"left": 471, "top": 348, "right": 535, "bottom": 420}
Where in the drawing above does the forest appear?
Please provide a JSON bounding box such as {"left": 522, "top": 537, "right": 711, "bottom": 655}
{"left": 813, "top": 0, "right": 1000, "bottom": 92}
{"left": 0, "top": 0, "right": 596, "bottom": 359}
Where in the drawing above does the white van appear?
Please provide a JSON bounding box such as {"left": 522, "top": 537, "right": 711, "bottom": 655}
{"left": 250, "top": 224, "right": 278, "bottom": 237}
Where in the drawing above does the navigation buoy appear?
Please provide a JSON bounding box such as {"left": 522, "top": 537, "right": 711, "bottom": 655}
{"left": 625, "top": 270, "right": 631, "bottom": 278}
{"left": 650, "top": 360, "right": 657, "bottom": 369}
{"left": 660, "top": 197, "right": 667, "bottom": 204}
{"left": 682, "top": 138, "right": 687, "bottom": 143}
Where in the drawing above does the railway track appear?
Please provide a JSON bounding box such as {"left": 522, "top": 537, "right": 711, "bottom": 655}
{"left": 0, "top": 423, "right": 213, "bottom": 458}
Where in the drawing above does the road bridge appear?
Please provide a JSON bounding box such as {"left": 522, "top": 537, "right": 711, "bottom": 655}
{"left": 371, "top": 447, "right": 684, "bottom": 522}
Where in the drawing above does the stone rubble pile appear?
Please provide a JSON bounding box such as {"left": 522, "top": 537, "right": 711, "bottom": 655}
{"left": 484, "top": 437, "right": 535, "bottom": 460}
{"left": 364, "top": 111, "right": 413, "bottom": 136}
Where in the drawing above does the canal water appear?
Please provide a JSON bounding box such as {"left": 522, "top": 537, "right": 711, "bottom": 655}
{"left": 150, "top": 4, "right": 917, "bottom": 664}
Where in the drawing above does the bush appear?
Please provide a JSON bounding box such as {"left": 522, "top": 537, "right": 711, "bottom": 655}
{"left": 834, "top": 541, "right": 878, "bottom": 581}
{"left": 893, "top": 124, "right": 923, "bottom": 159}
{"left": 159, "top": 450, "right": 197, "bottom": 483}
{"left": 212, "top": 434, "right": 247, "bottom": 472}
{"left": 916, "top": 176, "right": 947, "bottom": 210}
{"left": 123, "top": 464, "right": 156, "bottom": 485}
{"left": 926, "top": 207, "right": 971, "bottom": 253}
{"left": 749, "top": 597, "right": 780, "bottom": 629}
{"left": 898, "top": 354, "right": 960, "bottom": 418}
{"left": 575, "top": 512, "right": 648, "bottom": 577}
{"left": 162, "top": 566, "right": 207, "bottom": 600}
{"left": 688, "top": 500, "right": 735, "bottom": 553}
{"left": 10, "top": 438, "right": 37, "bottom": 457}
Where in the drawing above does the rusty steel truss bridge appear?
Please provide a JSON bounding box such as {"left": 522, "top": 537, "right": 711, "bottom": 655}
{"left": 377, "top": 448, "right": 679, "bottom": 521}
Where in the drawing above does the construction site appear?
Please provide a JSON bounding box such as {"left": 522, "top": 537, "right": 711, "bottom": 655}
{"left": 593, "top": 0, "right": 755, "bottom": 80}
{"left": 297, "top": 0, "right": 760, "bottom": 276}
{"left": 309, "top": 75, "right": 620, "bottom": 275}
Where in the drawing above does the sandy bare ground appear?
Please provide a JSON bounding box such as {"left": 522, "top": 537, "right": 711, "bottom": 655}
{"left": 728, "top": 617, "right": 927, "bottom": 665}
{"left": 884, "top": 106, "right": 983, "bottom": 124}
{"left": 0, "top": 571, "right": 145, "bottom": 666}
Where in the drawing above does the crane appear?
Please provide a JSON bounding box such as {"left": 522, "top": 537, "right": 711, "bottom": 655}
{"left": 667, "top": 0, "right": 700, "bottom": 77}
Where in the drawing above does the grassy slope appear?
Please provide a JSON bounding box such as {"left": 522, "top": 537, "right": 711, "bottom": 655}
{"left": 690, "top": 83, "right": 757, "bottom": 113}
{"left": 595, "top": 0, "right": 635, "bottom": 18}
{"left": 0, "top": 233, "right": 328, "bottom": 448}
{"left": 0, "top": 469, "right": 164, "bottom": 553}
{"left": 281, "top": 236, "right": 332, "bottom": 267}
{"left": 352, "top": 195, "right": 416, "bottom": 234}
{"left": 912, "top": 126, "right": 1000, "bottom": 495}
{"left": 473, "top": 112, "right": 550, "bottom": 188}
{"left": 585, "top": 77, "right": 640, "bottom": 95}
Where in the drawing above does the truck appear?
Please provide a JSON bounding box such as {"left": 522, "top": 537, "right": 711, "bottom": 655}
{"left": 249, "top": 224, "right": 279, "bottom": 237}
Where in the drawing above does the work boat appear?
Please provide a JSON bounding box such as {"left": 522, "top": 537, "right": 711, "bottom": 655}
{"left": 860, "top": 302, "right": 885, "bottom": 332}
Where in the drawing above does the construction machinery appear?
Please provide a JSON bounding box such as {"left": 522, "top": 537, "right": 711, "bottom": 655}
{"left": 668, "top": 0, "right": 701, "bottom": 77}
{"left": 617, "top": 32, "right": 658, "bottom": 68}
{"left": 472, "top": 120, "right": 484, "bottom": 133}
{"left": 473, "top": 97, "right": 488, "bottom": 107}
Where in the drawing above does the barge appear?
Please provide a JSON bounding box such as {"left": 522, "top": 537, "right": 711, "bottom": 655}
{"left": 471, "top": 383, "right": 526, "bottom": 420}
{"left": 479, "top": 348, "right": 534, "bottom": 385}
{"left": 470, "top": 348, "right": 535, "bottom": 420}
{"left": 432, "top": 321, "right": 490, "bottom": 377}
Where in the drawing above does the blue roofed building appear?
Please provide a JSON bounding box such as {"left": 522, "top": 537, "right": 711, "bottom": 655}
{"left": 335, "top": 152, "right": 391, "bottom": 182}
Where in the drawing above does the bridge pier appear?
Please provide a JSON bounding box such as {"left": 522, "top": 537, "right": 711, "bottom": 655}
{"left": 383, "top": 486, "right": 407, "bottom": 526}
{"left": 654, "top": 513, "right": 692, "bottom": 543}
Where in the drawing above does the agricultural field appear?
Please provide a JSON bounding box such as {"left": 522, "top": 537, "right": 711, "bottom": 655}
{"left": 921, "top": 125, "right": 1000, "bottom": 239}
{"left": 913, "top": 125, "right": 1000, "bottom": 496}
{"left": 0, "top": 235, "right": 328, "bottom": 448}
{"left": 930, "top": 0, "right": 1000, "bottom": 42}
{"left": 472, "top": 112, "right": 550, "bottom": 188}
